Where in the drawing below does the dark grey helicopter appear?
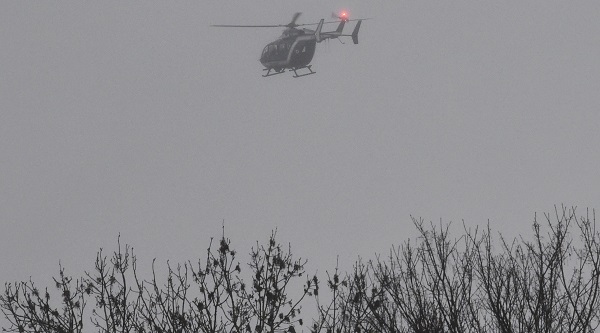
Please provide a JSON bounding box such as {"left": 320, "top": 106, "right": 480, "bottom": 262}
{"left": 212, "top": 12, "right": 367, "bottom": 78}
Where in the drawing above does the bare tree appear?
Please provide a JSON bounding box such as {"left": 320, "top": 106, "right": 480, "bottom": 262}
{"left": 375, "top": 240, "right": 444, "bottom": 333}
{"left": 130, "top": 230, "right": 248, "bottom": 333}
{"left": 85, "top": 236, "right": 139, "bottom": 333}
{"left": 184, "top": 233, "right": 249, "bottom": 333}
{"left": 559, "top": 208, "right": 600, "bottom": 333}
{"left": 369, "top": 218, "right": 482, "bottom": 333}
{"left": 242, "top": 230, "right": 314, "bottom": 333}
{"left": 473, "top": 206, "right": 600, "bottom": 333}
{"left": 1, "top": 265, "right": 87, "bottom": 333}
{"left": 313, "top": 258, "right": 386, "bottom": 333}
{"left": 4, "top": 208, "right": 600, "bottom": 333}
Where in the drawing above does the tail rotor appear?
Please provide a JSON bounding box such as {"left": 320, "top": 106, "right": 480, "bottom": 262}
{"left": 331, "top": 11, "right": 349, "bottom": 22}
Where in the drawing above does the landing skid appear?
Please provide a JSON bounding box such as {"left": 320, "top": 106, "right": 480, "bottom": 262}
{"left": 262, "top": 66, "right": 316, "bottom": 78}
{"left": 262, "top": 68, "right": 286, "bottom": 77}
{"left": 290, "top": 65, "right": 315, "bottom": 78}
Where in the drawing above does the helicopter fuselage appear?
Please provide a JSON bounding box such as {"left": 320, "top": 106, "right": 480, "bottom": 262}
{"left": 259, "top": 28, "right": 317, "bottom": 72}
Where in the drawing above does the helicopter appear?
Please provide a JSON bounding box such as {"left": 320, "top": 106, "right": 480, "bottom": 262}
{"left": 212, "top": 12, "right": 367, "bottom": 78}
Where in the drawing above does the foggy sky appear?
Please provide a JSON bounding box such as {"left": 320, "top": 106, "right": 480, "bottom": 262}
{"left": 1, "top": 0, "right": 599, "bottom": 306}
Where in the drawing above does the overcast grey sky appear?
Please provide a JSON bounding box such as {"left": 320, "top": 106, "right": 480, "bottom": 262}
{"left": 1, "top": 0, "right": 599, "bottom": 299}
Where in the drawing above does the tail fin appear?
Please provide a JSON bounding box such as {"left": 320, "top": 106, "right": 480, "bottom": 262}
{"left": 335, "top": 20, "right": 346, "bottom": 34}
{"left": 352, "top": 20, "right": 362, "bottom": 44}
{"left": 315, "top": 19, "right": 324, "bottom": 42}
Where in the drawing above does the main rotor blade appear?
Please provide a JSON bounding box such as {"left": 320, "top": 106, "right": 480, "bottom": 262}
{"left": 288, "top": 12, "right": 302, "bottom": 27}
{"left": 294, "top": 18, "right": 372, "bottom": 27}
{"left": 211, "top": 24, "right": 286, "bottom": 28}
{"left": 211, "top": 16, "right": 371, "bottom": 29}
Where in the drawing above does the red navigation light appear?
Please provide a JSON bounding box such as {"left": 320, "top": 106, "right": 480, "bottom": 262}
{"left": 339, "top": 11, "right": 349, "bottom": 21}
